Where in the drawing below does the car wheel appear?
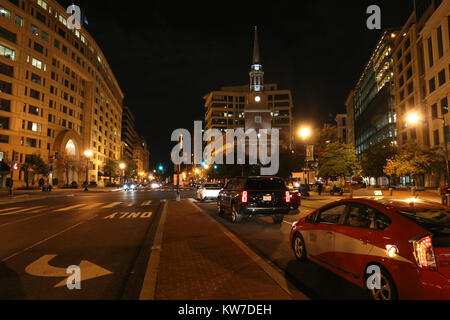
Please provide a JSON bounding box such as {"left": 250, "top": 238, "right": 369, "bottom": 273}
{"left": 217, "top": 200, "right": 224, "bottom": 216}
{"left": 366, "top": 265, "right": 398, "bottom": 300}
{"left": 292, "top": 233, "right": 307, "bottom": 261}
{"left": 231, "top": 203, "right": 242, "bottom": 223}
{"left": 273, "top": 215, "right": 284, "bottom": 223}
{"left": 292, "top": 204, "right": 299, "bottom": 210}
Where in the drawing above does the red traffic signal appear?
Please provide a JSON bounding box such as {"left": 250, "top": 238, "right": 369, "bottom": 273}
{"left": 13, "top": 162, "right": 19, "bottom": 170}
{"left": 291, "top": 150, "right": 295, "bottom": 155}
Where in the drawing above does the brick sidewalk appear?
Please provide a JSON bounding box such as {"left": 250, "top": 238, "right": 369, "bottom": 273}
{"left": 155, "top": 200, "right": 295, "bottom": 300}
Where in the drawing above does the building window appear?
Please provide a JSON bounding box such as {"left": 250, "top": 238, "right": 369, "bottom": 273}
{"left": 429, "top": 78, "right": 436, "bottom": 93}
{"left": 432, "top": 103, "right": 438, "bottom": 118}
{"left": 406, "top": 67, "right": 413, "bottom": 79}
{"left": 0, "top": 61, "right": 13, "bottom": 77}
{"left": 0, "top": 26, "right": 16, "bottom": 44}
{"left": 434, "top": 129, "right": 440, "bottom": 146}
{"left": 438, "top": 69, "right": 446, "bottom": 86}
{"left": 442, "top": 97, "right": 449, "bottom": 115}
{"left": 27, "top": 121, "right": 38, "bottom": 132}
{"left": 0, "top": 6, "right": 11, "bottom": 19}
{"left": 29, "top": 89, "right": 40, "bottom": 100}
{"left": 31, "top": 73, "right": 41, "bottom": 84}
{"left": 0, "top": 134, "right": 8, "bottom": 144}
{"left": 0, "top": 116, "right": 9, "bottom": 129}
{"left": 33, "top": 42, "right": 44, "bottom": 54}
{"left": 0, "top": 79, "right": 12, "bottom": 94}
{"left": 30, "top": 24, "right": 39, "bottom": 36}
{"left": 0, "top": 44, "right": 15, "bottom": 60}
{"left": 28, "top": 105, "right": 39, "bottom": 115}
{"left": 427, "top": 37, "right": 433, "bottom": 67}
{"left": 26, "top": 138, "right": 37, "bottom": 148}
{"left": 437, "top": 26, "right": 443, "bottom": 59}
{"left": 0, "top": 98, "right": 10, "bottom": 112}
{"left": 14, "top": 15, "right": 23, "bottom": 26}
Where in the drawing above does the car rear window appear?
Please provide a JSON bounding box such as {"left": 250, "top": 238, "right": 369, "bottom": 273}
{"left": 245, "top": 178, "right": 286, "bottom": 190}
{"left": 397, "top": 209, "right": 450, "bottom": 234}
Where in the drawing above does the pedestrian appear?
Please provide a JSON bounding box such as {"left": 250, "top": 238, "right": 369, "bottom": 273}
{"left": 318, "top": 182, "right": 323, "bottom": 196}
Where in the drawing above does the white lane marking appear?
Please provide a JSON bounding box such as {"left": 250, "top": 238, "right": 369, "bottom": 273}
{"left": 54, "top": 204, "right": 86, "bottom": 212}
{"left": 127, "top": 203, "right": 134, "bottom": 207}
{"left": 0, "top": 206, "right": 45, "bottom": 216}
{"left": 80, "top": 203, "right": 104, "bottom": 210}
{"left": 0, "top": 207, "right": 21, "bottom": 213}
{"left": 101, "top": 202, "right": 122, "bottom": 209}
{"left": 141, "top": 200, "right": 152, "bottom": 206}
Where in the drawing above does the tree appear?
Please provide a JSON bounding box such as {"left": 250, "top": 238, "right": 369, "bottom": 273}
{"left": 121, "top": 157, "right": 138, "bottom": 181}
{"left": 318, "top": 142, "right": 360, "bottom": 180}
{"left": 312, "top": 123, "right": 338, "bottom": 162}
{"left": 19, "top": 155, "right": 49, "bottom": 189}
{"left": 103, "top": 159, "right": 119, "bottom": 184}
{"left": 383, "top": 146, "right": 445, "bottom": 186}
{"left": 361, "top": 141, "right": 397, "bottom": 178}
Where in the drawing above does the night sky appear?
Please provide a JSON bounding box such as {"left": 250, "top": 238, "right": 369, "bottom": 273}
{"left": 58, "top": 0, "right": 412, "bottom": 168}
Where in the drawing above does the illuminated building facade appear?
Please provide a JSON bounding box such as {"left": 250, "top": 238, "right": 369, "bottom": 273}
{"left": 0, "top": 0, "right": 124, "bottom": 187}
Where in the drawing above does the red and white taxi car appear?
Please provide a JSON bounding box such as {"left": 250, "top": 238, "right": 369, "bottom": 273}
{"left": 290, "top": 198, "right": 450, "bottom": 300}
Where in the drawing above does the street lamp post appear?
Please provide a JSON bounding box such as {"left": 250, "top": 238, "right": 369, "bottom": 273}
{"left": 298, "top": 127, "right": 312, "bottom": 186}
{"left": 83, "top": 150, "right": 93, "bottom": 191}
{"left": 119, "top": 162, "right": 126, "bottom": 186}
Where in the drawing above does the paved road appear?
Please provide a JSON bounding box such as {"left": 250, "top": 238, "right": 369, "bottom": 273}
{"left": 0, "top": 188, "right": 195, "bottom": 299}
{"left": 194, "top": 196, "right": 370, "bottom": 300}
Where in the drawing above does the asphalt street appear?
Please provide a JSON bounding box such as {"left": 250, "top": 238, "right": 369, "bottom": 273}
{"left": 0, "top": 187, "right": 194, "bottom": 299}
{"left": 0, "top": 188, "right": 369, "bottom": 300}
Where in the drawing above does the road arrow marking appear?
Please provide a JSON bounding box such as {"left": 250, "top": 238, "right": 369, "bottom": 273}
{"left": 25, "top": 254, "right": 112, "bottom": 288}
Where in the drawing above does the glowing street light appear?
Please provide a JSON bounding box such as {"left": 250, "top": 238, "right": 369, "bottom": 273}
{"left": 406, "top": 113, "right": 420, "bottom": 125}
{"left": 119, "top": 162, "right": 126, "bottom": 185}
{"left": 298, "top": 127, "right": 312, "bottom": 140}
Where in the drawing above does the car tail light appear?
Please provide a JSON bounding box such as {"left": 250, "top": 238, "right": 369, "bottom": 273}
{"left": 298, "top": 192, "right": 302, "bottom": 197}
{"left": 241, "top": 191, "right": 248, "bottom": 203}
{"left": 285, "top": 191, "right": 290, "bottom": 203}
{"left": 410, "top": 235, "right": 437, "bottom": 271}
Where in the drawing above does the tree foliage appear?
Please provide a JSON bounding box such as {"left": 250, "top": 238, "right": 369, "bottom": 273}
{"left": 383, "top": 146, "right": 445, "bottom": 184}
{"left": 318, "top": 142, "right": 360, "bottom": 178}
{"left": 361, "top": 142, "right": 397, "bottom": 177}
{"left": 103, "top": 159, "right": 119, "bottom": 183}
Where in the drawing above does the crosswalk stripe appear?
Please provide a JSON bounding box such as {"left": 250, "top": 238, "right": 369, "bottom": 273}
{"left": 141, "top": 200, "right": 152, "bottom": 206}
{"left": 0, "top": 207, "right": 21, "bottom": 213}
{"left": 0, "top": 206, "right": 45, "bottom": 216}
{"left": 80, "top": 203, "right": 103, "bottom": 210}
{"left": 127, "top": 203, "right": 134, "bottom": 207}
{"left": 101, "top": 202, "right": 122, "bottom": 209}
{"left": 54, "top": 204, "right": 86, "bottom": 212}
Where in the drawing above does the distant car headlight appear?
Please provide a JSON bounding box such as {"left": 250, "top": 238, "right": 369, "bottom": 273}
{"left": 151, "top": 183, "right": 160, "bottom": 189}
{"left": 130, "top": 184, "right": 136, "bottom": 189}
{"left": 294, "top": 182, "right": 300, "bottom": 188}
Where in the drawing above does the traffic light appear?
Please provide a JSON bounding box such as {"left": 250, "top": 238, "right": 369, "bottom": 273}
{"left": 158, "top": 165, "right": 164, "bottom": 171}
{"left": 213, "top": 165, "right": 218, "bottom": 170}
{"left": 12, "top": 150, "right": 18, "bottom": 162}
{"left": 291, "top": 149, "right": 295, "bottom": 155}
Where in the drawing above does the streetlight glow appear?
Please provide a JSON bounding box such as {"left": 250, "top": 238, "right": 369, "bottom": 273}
{"left": 406, "top": 113, "right": 420, "bottom": 124}
{"left": 84, "top": 150, "right": 93, "bottom": 158}
{"left": 119, "top": 163, "right": 126, "bottom": 170}
{"left": 298, "top": 127, "right": 311, "bottom": 140}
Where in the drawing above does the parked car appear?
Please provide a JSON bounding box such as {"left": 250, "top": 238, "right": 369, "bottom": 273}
{"left": 197, "top": 183, "right": 222, "bottom": 201}
{"left": 217, "top": 176, "right": 290, "bottom": 223}
{"left": 287, "top": 186, "right": 301, "bottom": 210}
{"left": 290, "top": 198, "right": 450, "bottom": 300}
